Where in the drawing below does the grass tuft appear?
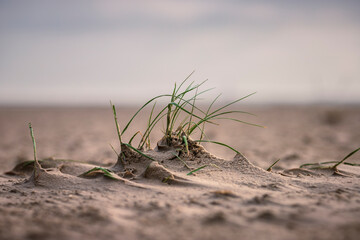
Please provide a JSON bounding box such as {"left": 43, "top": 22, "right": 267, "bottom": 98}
{"left": 108, "top": 73, "right": 260, "bottom": 167}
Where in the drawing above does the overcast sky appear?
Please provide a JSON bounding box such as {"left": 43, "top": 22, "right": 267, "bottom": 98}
{"left": 1, "top": 0, "right": 360, "bottom": 106}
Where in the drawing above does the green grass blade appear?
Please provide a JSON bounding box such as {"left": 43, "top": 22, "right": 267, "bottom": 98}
{"left": 200, "top": 93, "right": 221, "bottom": 141}
{"left": 299, "top": 161, "right": 338, "bottom": 168}
{"left": 211, "top": 110, "right": 257, "bottom": 117}
{"left": 194, "top": 140, "right": 240, "bottom": 154}
{"left": 300, "top": 159, "right": 360, "bottom": 169}
{"left": 187, "top": 88, "right": 198, "bottom": 135}
{"left": 183, "top": 135, "right": 189, "bottom": 156}
{"left": 28, "top": 123, "right": 37, "bottom": 163}
{"left": 172, "top": 152, "right": 191, "bottom": 170}
{"left": 123, "top": 143, "right": 155, "bottom": 161}
{"left": 175, "top": 87, "right": 214, "bottom": 116}
{"left": 174, "top": 70, "right": 195, "bottom": 95}
{"left": 111, "top": 102, "right": 122, "bottom": 145}
{"left": 166, "top": 83, "right": 177, "bottom": 137}
{"left": 213, "top": 117, "right": 264, "bottom": 128}
{"left": 146, "top": 102, "right": 157, "bottom": 148}
{"left": 175, "top": 78, "right": 207, "bottom": 100}
{"left": 169, "top": 88, "right": 212, "bottom": 134}
{"left": 187, "top": 165, "right": 208, "bottom": 175}
{"left": 109, "top": 143, "right": 119, "bottom": 157}
{"left": 182, "top": 120, "right": 211, "bottom": 139}
{"left": 138, "top": 108, "right": 168, "bottom": 149}
{"left": 266, "top": 159, "right": 281, "bottom": 171}
{"left": 79, "top": 167, "right": 119, "bottom": 180}
{"left": 121, "top": 94, "right": 171, "bottom": 135}
{"left": 148, "top": 102, "right": 157, "bottom": 127}
{"left": 207, "top": 92, "right": 256, "bottom": 118}
{"left": 169, "top": 102, "right": 208, "bottom": 122}
{"left": 344, "top": 162, "right": 360, "bottom": 166}
{"left": 168, "top": 79, "right": 205, "bottom": 136}
{"left": 332, "top": 147, "right": 360, "bottom": 169}
{"left": 189, "top": 110, "right": 259, "bottom": 135}
{"left": 128, "top": 131, "right": 141, "bottom": 145}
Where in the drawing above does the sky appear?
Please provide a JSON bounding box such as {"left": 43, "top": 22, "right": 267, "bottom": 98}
{"left": 1, "top": 0, "right": 360, "bottom": 106}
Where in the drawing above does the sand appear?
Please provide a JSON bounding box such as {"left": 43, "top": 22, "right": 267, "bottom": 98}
{"left": 0, "top": 105, "right": 359, "bottom": 240}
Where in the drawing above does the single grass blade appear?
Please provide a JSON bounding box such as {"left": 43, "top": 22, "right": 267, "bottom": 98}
{"left": 187, "top": 165, "right": 208, "bottom": 175}
{"left": 187, "top": 88, "right": 198, "bottom": 135}
{"left": 182, "top": 135, "right": 189, "bottom": 156}
{"left": 146, "top": 102, "right": 157, "bottom": 148}
{"left": 182, "top": 120, "right": 212, "bottom": 140}
{"left": 109, "top": 143, "right": 119, "bottom": 157}
{"left": 28, "top": 123, "right": 42, "bottom": 170}
{"left": 344, "top": 162, "right": 360, "bottom": 166}
{"left": 300, "top": 160, "right": 360, "bottom": 169}
{"left": 210, "top": 110, "right": 257, "bottom": 117}
{"left": 194, "top": 140, "right": 240, "bottom": 154}
{"left": 79, "top": 167, "right": 119, "bottom": 180}
{"left": 172, "top": 152, "right": 191, "bottom": 170}
{"left": 207, "top": 92, "right": 257, "bottom": 118}
{"left": 128, "top": 131, "right": 142, "bottom": 146}
{"left": 175, "top": 79, "right": 208, "bottom": 101}
{"left": 138, "top": 110, "right": 168, "bottom": 149}
{"left": 123, "top": 143, "right": 155, "bottom": 161}
{"left": 201, "top": 93, "right": 221, "bottom": 141}
{"left": 28, "top": 123, "right": 37, "bottom": 163}
{"left": 332, "top": 147, "right": 360, "bottom": 169}
{"left": 189, "top": 110, "right": 260, "bottom": 135}
{"left": 166, "top": 83, "right": 177, "bottom": 137}
{"left": 266, "top": 159, "right": 281, "bottom": 171}
{"left": 213, "top": 117, "right": 264, "bottom": 128}
{"left": 174, "top": 70, "right": 195, "bottom": 95}
{"left": 111, "top": 101, "right": 122, "bottom": 145}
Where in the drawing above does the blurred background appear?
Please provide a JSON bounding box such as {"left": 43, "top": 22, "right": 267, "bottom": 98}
{"left": 1, "top": 0, "right": 360, "bottom": 106}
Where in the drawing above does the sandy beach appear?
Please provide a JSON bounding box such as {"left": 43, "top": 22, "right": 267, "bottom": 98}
{"left": 0, "top": 105, "right": 359, "bottom": 240}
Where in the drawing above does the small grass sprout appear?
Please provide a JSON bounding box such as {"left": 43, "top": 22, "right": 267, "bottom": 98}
{"left": 299, "top": 147, "right": 360, "bottom": 170}
{"left": 29, "top": 123, "right": 42, "bottom": 170}
{"left": 266, "top": 159, "right": 281, "bottom": 172}
{"left": 187, "top": 163, "right": 220, "bottom": 175}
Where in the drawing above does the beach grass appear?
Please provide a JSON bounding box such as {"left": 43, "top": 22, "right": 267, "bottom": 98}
{"left": 299, "top": 147, "right": 360, "bottom": 170}
{"left": 110, "top": 72, "right": 261, "bottom": 160}
{"left": 266, "top": 159, "right": 281, "bottom": 172}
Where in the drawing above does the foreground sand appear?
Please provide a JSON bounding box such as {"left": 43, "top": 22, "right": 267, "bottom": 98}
{"left": 0, "top": 105, "right": 359, "bottom": 240}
